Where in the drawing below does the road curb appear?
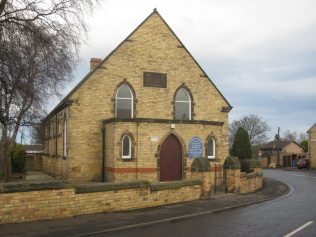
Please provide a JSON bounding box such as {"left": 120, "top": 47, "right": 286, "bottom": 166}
{"left": 70, "top": 178, "right": 291, "bottom": 237}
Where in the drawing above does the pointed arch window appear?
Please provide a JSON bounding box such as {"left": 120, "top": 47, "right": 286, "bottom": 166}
{"left": 207, "top": 137, "right": 215, "bottom": 159}
{"left": 122, "top": 135, "right": 131, "bottom": 159}
{"left": 175, "top": 88, "right": 191, "bottom": 120}
{"left": 116, "top": 84, "right": 133, "bottom": 118}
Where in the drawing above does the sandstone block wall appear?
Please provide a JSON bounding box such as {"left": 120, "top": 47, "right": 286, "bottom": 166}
{"left": 309, "top": 129, "right": 316, "bottom": 169}
{"left": 0, "top": 180, "right": 201, "bottom": 224}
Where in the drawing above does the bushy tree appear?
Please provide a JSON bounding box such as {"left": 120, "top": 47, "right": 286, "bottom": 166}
{"left": 300, "top": 140, "right": 308, "bottom": 152}
{"left": 10, "top": 144, "right": 26, "bottom": 173}
{"left": 231, "top": 127, "right": 252, "bottom": 160}
{"left": 231, "top": 127, "right": 253, "bottom": 173}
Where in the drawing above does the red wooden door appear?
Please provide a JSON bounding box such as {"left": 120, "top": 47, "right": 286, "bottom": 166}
{"left": 160, "top": 135, "right": 182, "bottom": 181}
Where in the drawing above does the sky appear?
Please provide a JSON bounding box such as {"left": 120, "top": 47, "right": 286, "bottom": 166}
{"left": 46, "top": 0, "right": 316, "bottom": 142}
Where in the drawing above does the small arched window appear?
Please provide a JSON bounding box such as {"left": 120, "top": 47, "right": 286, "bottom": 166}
{"left": 122, "top": 135, "right": 131, "bottom": 159}
{"left": 207, "top": 137, "right": 215, "bottom": 159}
{"left": 116, "top": 84, "right": 133, "bottom": 118}
{"left": 175, "top": 88, "right": 191, "bottom": 120}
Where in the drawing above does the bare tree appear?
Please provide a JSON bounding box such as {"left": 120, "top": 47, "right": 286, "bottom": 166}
{"left": 30, "top": 123, "right": 45, "bottom": 144}
{"left": 298, "top": 132, "right": 308, "bottom": 144}
{"left": 282, "top": 130, "right": 298, "bottom": 142}
{"left": 229, "top": 114, "right": 271, "bottom": 146}
{"left": 0, "top": 0, "right": 99, "bottom": 181}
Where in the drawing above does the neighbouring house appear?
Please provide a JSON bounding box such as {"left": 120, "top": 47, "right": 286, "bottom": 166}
{"left": 308, "top": 123, "right": 316, "bottom": 169}
{"left": 259, "top": 140, "right": 306, "bottom": 168}
{"left": 24, "top": 144, "right": 43, "bottom": 171}
{"left": 42, "top": 9, "right": 232, "bottom": 183}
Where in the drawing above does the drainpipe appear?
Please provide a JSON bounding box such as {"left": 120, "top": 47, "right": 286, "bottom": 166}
{"left": 55, "top": 114, "right": 58, "bottom": 159}
{"left": 102, "top": 127, "right": 106, "bottom": 182}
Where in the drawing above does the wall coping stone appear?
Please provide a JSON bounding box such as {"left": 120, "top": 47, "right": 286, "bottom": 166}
{"left": 149, "top": 179, "right": 202, "bottom": 191}
{"left": 0, "top": 181, "right": 65, "bottom": 193}
{"left": 240, "top": 171, "right": 263, "bottom": 180}
{"left": 75, "top": 180, "right": 150, "bottom": 194}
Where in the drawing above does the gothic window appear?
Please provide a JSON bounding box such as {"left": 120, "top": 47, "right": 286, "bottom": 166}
{"left": 207, "top": 137, "right": 215, "bottom": 159}
{"left": 175, "top": 88, "right": 191, "bottom": 120}
{"left": 116, "top": 84, "right": 133, "bottom": 118}
{"left": 122, "top": 135, "right": 131, "bottom": 159}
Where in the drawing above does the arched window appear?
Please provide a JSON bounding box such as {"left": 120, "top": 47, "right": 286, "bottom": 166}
{"left": 207, "top": 137, "right": 215, "bottom": 159}
{"left": 175, "top": 88, "right": 191, "bottom": 120}
{"left": 122, "top": 135, "right": 131, "bottom": 159}
{"left": 116, "top": 84, "right": 133, "bottom": 118}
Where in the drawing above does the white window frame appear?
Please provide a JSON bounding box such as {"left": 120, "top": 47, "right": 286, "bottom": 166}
{"left": 175, "top": 88, "right": 191, "bottom": 120}
{"left": 207, "top": 137, "right": 215, "bottom": 159}
{"left": 122, "top": 135, "right": 132, "bottom": 159}
{"left": 115, "top": 85, "right": 133, "bottom": 118}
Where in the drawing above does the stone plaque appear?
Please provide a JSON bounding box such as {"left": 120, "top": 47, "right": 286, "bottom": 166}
{"left": 151, "top": 136, "right": 159, "bottom": 142}
{"left": 188, "top": 137, "right": 203, "bottom": 159}
{"left": 143, "top": 72, "right": 167, "bottom": 88}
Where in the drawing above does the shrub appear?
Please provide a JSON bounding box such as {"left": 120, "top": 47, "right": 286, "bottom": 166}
{"left": 240, "top": 159, "right": 253, "bottom": 173}
{"left": 10, "top": 144, "right": 26, "bottom": 173}
{"left": 231, "top": 127, "right": 252, "bottom": 160}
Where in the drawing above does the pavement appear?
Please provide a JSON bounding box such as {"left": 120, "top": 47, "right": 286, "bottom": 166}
{"left": 0, "top": 177, "right": 290, "bottom": 237}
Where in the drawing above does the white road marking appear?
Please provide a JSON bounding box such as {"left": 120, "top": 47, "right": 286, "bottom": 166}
{"left": 290, "top": 174, "right": 306, "bottom": 177}
{"left": 283, "top": 221, "right": 314, "bottom": 237}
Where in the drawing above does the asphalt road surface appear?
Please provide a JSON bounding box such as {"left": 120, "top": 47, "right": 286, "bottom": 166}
{"left": 99, "top": 169, "right": 316, "bottom": 237}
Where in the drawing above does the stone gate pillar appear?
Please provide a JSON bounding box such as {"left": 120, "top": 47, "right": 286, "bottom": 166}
{"left": 223, "top": 156, "right": 241, "bottom": 193}
{"left": 191, "top": 157, "right": 211, "bottom": 199}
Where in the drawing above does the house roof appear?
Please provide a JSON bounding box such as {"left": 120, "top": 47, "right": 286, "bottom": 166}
{"left": 262, "top": 140, "right": 291, "bottom": 150}
{"left": 43, "top": 9, "right": 232, "bottom": 122}
{"left": 24, "top": 144, "right": 43, "bottom": 154}
{"left": 262, "top": 140, "right": 303, "bottom": 150}
{"left": 308, "top": 123, "right": 316, "bottom": 133}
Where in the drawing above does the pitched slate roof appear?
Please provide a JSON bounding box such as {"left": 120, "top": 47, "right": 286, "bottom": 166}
{"left": 43, "top": 9, "right": 232, "bottom": 122}
{"left": 262, "top": 140, "right": 303, "bottom": 150}
{"left": 262, "top": 140, "right": 291, "bottom": 150}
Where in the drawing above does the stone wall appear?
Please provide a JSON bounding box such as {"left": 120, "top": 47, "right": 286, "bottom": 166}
{"left": 224, "top": 157, "right": 262, "bottom": 194}
{"left": 238, "top": 168, "right": 263, "bottom": 194}
{"left": 0, "top": 179, "right": 201, "bottom": 224}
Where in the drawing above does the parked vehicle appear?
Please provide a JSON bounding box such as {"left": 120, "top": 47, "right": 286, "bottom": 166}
{"left": 297, "top": 158, "right": 310, "bottom": 169}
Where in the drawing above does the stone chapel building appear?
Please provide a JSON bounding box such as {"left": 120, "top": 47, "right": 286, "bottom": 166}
{"left": 42, "top": 9, "right": 232, "bottom": 183}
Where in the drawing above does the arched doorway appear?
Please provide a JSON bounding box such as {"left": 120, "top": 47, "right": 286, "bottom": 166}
{"left": 160, "top": 134, "right": 182, "bottom": 181}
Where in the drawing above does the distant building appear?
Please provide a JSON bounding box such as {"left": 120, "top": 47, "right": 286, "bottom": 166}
{"left": 24, "top": 144, "right": 43, "bottom": 171}
{"left": 259, "top": 140, "right": 305, "bottom": 168}
{"left": 308, "top": 123, "right": 316, "bottom": 169}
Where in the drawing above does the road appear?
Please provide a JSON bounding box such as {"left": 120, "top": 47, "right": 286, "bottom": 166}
{"left": 98, "top": 169, "right": 316, "bottom": 237}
